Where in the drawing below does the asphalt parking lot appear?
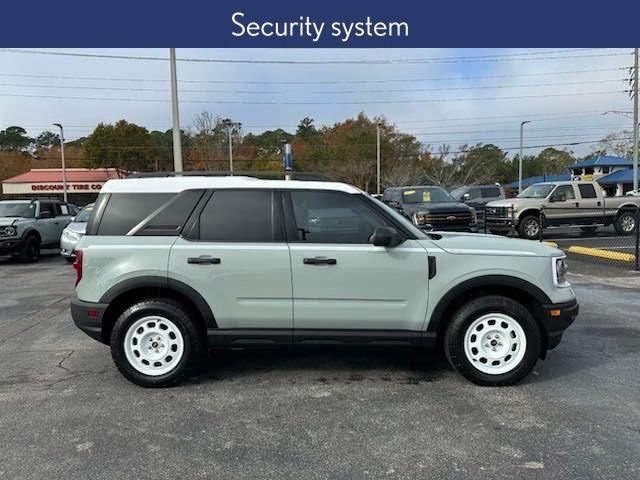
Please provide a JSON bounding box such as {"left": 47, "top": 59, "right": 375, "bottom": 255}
{"left": 1, "top": 252, "right": 639, "bottom": 479}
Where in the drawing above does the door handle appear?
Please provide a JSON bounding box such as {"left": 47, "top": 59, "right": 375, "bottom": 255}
{"left": 188, "top": 256, "right": 221, "bottom": 265}
{"left": 303, "top": 256, "right": 337, "bottom": 265}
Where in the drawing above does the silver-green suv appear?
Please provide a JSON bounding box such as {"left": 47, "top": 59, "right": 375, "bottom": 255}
{"left": 71, "top": 176, "right": 578, "bottom": 387}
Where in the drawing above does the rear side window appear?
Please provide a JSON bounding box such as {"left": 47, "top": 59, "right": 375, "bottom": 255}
{"left": 96, "top": 193, "right": 174, "bottom": 235}
{"left": 197, "top": 190, "right": 274, "bottom": 242}
{"left": 578, "top": 184, "right": 597, "bottom": 199}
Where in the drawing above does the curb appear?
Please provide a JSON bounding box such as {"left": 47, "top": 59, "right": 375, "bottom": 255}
{"left": 542, "top": 241, "right": 558, "bottom": 248}
{"left": 566, "top": 245, "right": 635, "bottom": 263}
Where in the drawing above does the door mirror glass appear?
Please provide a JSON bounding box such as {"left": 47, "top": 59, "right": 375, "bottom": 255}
{"left": 370, "top": 226, "right": 404, "bottom": 247}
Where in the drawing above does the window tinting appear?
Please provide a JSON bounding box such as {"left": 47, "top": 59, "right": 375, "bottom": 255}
{"left": 198, "top": 190, "right": 273, "bottom": 242}
{"left": 39, "top": 202, "right": 53, "bottom": 216}
{"left": 578, "top": 184, "right": 597, "bottom": 199}
{"left": 481, "top": 187, "right": 501, "bottom": 197}
{"left": 96, "top": 193, "right": 174, "bottom": 235}
{"left": 135, "top": 190, "right": 204, "bottom": 236}
{"left": 290, "top": 191, "right": 390, "bottom": 244}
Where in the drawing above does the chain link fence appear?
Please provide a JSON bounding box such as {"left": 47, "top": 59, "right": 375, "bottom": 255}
{"left": 480, "top": 205, "right": 640, "bottom": 271}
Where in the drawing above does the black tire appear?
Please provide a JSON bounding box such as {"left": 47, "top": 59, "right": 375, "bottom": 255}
{"left": 614, "top": 211, "right": 637, "bottom": 235}
{"left": 443, "top": 295, "right": 542, "bottom": 386}
{"left": 64, "top": 256, "right": 75, "bottom": 263}
{"left": 580, "top": 226, "right": 598, "bottom": 234}
{"left": 110, "top": 298, "right": 205, "bottom": 388}
{"left": 18, "top": 234, "right": 40, "bottom": 263}
{"left": 517, "top": 214, "right": 541, "bottom": 240}
{"left": 489, "top": 229, "right": 509, "bottom": 236}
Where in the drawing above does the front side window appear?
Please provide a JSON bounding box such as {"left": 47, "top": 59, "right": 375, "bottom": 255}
{"left": 552, "top": 185, "right": 576, "bottom": 201}
{"left": 75, "top": 205, "right": 94, "bottom": 223}
{"left": 39, "top": 202, "right": 54, "bottom": 217}
{"left": 198, "top": 190, "right": 273, "bottom": 242}
{"left": 289, "top": 190, "right": 392, "bottom": 244}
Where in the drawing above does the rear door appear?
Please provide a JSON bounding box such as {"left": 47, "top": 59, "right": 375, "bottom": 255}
{"left": 576, "top": 183, "right": 602, "bottom": 224}
{"left": 284, "top": 190, "right": 429, "bottom": 334}
{"left": 36, "top": 201, "right": 58, "bottom": 244}
{"left": 168, "top": 189, "right": 293, "bottom": 333}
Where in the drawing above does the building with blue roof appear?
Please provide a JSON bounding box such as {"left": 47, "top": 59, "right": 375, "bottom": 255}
{"left": 567, "top": 156, "right": 632, "bottom": 180}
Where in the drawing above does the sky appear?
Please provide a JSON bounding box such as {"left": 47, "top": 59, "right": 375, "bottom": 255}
{"left": 0, "top": 48, "right": 635, "bottom": 157}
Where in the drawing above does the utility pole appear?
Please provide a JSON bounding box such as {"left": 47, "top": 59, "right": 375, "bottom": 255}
{"left": 52, "top": 123, "right": 67, "bottom": 202}
{"left": 519, "top": 120, "right": 531, "bottom": 193}
{"left": 633, "top": 47, "right": 638, "bottom": 191}
{"left": 376, "top": 123, "right": 381, "bottom": 195}
{"left": 223, "top": 119, "right": 240, "bottom": 173}
{"left": 169, "top": 48, "right": 183, "bottom": 172}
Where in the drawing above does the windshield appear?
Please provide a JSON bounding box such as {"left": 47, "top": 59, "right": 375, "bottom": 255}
{"left": 366, "top": 195, "right": 427, "bottom": 239}
{"left": 0, "top": 202, "right": 36, "bottom": 218}
{"left": 518, "top": 184, "right": 555, "bottom": 199}
{"left": 74, "top": 205, "right": 94, "bottom": 223}
{"left": 402, "top": 187, "right": 454, "bottom": 203}
{"left": 450, "top": 187, "right": 467, "bottom": 200}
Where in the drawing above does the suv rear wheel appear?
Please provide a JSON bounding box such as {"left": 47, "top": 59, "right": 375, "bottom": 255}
{"left": 110, "top": 299, "right": 204, "bottom": 387}
{"left": 444, "top": 295, "right": 541, "bottom": 386}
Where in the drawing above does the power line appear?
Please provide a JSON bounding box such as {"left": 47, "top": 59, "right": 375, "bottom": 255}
{"left": 0, "top": 67, "right": 626, "bottom": 85}
{"left": 0, "top": 89, "right": 625, "bottom": 105}
{"left": 0, "top": 48, "right": 629, "bottom": 65}
{"left": 0, "top": 83, "right": 281, "bottom": 94}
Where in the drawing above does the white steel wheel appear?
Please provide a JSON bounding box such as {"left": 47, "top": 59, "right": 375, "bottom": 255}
{"left": 123, "top": 315, "right": 185, "bottom": 376}
{"left": 463, "top": 313, "right": 527, "bottom": 375}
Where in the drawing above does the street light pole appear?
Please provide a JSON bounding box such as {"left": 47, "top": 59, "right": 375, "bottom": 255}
{"left": 633, "top": 47, "right": 638, "bottom": 191}
{"left": 52, "top": 123, "right": 67, "bottom": 202}
{"left": 519, "top": 121, "right": 531, "bottom": 193}
{"left": 376, "top": 123, "right": 381, "bottom": 195}
{"left": 169, "top": 48, "right": 183, "bottom": 173}
{"left": 223, "top": 120, "right": 241, "bottom": 173}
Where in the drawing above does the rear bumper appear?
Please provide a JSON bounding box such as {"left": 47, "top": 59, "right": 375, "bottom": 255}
{"left": 71, "top": 295, "right": 109, "bottom": 344}
{"left": 540, "top": 299, "right": 579, "bottom": 350}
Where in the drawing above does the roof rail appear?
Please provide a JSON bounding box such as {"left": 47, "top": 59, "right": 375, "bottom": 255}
{"left": 127, "top": 170, "right": 334, "bottom": 182}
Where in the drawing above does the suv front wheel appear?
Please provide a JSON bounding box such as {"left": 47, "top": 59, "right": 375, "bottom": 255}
{"left": 444, "top": 295, "right": 541, "bottom": 386}
{"left": 110, "top": 299, "right": 205, "bottom": 387}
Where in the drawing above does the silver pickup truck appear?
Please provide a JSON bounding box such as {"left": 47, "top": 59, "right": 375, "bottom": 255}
{"left": 485, "top": 181, "right": 640, "bottom": 239}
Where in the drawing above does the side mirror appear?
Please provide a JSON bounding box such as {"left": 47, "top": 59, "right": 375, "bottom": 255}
{"left": 370, "top": 226, "right": 404, "bottom": 247}
{"left": 70, "top": 216, "right": 76, "bottom": 222}
{"left": 387, "top": 201, "right": 402, "bottom": 210}
{"left": 38, "top": 211, "right": 53, "bottom": 219}
{"left": 461, "top": 193, "right": 471, "bottom": 201}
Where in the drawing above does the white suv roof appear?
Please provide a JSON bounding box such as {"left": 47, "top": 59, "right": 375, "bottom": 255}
{"left": 100, "top": 176, "right": 362, "bottom": 194}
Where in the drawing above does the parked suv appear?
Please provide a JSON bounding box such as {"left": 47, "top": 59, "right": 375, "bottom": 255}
{"left": 450, "top": 184, "right": 506, "bottom": 224}
{"left": 72, "top": 176, "right": 578, "bottom": 387}
{"left": 0, "top": 198, "right": 76, "bottom": 262}
{"left": 382, "top": 186, "right": 478, "bottom": 232}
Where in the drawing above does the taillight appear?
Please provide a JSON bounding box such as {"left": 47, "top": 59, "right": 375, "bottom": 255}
{"left": 73, "top": 250, "right": 83, "bottom": 286}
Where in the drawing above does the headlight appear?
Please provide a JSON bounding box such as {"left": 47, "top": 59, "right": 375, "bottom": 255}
{"left": 413, "top": 213, "right": 430, "bottom": 226}
{"left": 3, "top": 226, "right": 17, "bottom": 236}
{"left": 552, "top": 256, "right": 570, "bottom": 287}
{"left": 62, "top": 229, "right": 80, "bottom": 241}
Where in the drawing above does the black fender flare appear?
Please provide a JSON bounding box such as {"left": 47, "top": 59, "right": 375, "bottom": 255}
{"left": 99, "top": 275, "right": 216, "bottom": 328}
{"left": 426, "top": 275, "right": 552, "bottom": 334}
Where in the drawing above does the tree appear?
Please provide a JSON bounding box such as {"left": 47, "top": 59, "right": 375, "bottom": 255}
{"left": 296, "top": 117, "right": 320, "bottom": 143}
{"left": 34, "top": 131, "right": 59, "bottom": 150}
{"left": 0, "top": 126, "right": 32, "bottom": 151}
{"left": 591, "top": 131, "right": 634, "bottom": 159}
{"left": 191, "top": 112, "right": 242, "bottom": 170}
{"left": 84, "top": 120, "right": 154, "bottom": 172}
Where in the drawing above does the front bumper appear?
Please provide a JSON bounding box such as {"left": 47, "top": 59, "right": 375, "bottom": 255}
{"left": 0, "top": 237, "right": 25, "bottom": 255}
{"left": 60, "top": 235, "right": 79, "bottom": 258}
{"left": 539, "top": 299, "right": 579, "bottom": 350}
{"left": 71, "top": 295, "right": 109, "bottom": 344}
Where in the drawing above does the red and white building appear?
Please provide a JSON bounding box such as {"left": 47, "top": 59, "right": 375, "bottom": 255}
{"left": 1, "top": 168, "right": 125, "bottom": 205}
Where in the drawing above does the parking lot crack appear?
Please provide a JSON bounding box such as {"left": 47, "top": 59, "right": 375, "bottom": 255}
{"left": 57, "top": 350, "right": 74, "bottom": 372}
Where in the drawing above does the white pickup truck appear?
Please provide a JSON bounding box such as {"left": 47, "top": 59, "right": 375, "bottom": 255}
{"left": 485, "top": 181, "right": 640, "bottom": 239}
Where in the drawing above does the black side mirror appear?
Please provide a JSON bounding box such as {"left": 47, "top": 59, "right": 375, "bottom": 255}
{"left": 387, "top": 201, "right": 402, "bottom": 209}
{"left": 370, "top": 226, "right": 404, "bottom": 247}
{"left": 38, "top": 211, "right": 53, "bottom": 219}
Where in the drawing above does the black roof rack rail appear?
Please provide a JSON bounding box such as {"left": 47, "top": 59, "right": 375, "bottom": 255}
{"left": 127, "top": 171, "right": 334, "bottom": 182}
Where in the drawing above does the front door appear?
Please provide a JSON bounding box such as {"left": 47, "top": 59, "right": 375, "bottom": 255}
{"left": 168, "top": 190, "right": 292, "bottom": 332}
{"left": 284, "top": 190, "right": 430, "bottom": 333}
